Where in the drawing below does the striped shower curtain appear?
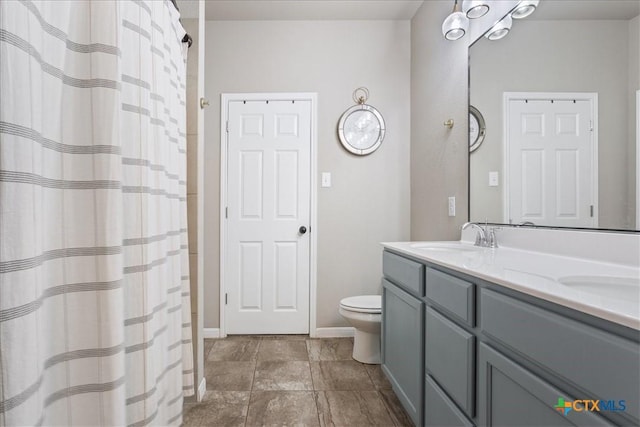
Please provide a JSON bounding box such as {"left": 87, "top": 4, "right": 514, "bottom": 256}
{"left": 0, "top": 1, "right": 194, "bottom": 426}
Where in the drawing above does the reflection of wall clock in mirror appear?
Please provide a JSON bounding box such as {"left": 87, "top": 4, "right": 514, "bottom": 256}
{"left": 469, "top": 105, "right": 486, "bottom": 153}
{"left": 337, "top": 88, "right": 386, "bottom": 156}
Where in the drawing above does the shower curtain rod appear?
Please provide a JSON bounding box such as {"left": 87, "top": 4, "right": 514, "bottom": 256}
{"left": 170, "top": 0, "right": 193, "bottom": 48}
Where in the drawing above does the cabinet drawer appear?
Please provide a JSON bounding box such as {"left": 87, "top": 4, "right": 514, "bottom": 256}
{"left": 383, "top": 250, "right": 425, "bottom": 297}
{"left": 425, "top": 375, "right": 474, "bottom": 427}
{"left": 481, "top": 289, "right": 639, "bottom": 423}
{"left": 426, "top": 267, "right": 475, "bottom": 327}
{"left": 425, "top": 306, "right": 475, "bottom": 417}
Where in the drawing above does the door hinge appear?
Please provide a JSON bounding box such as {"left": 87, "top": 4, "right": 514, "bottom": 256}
{"left": 590, "top": 205, "right": 594, "bottom": 217}
{"left": 589, "top": 120, "right": 593, "bottom": 131}
{"left": 226, "top": 120, "right": 229, "bottom": 133}
{"left": 225, "top": 207, "right": 228, "bottom": 218}
{"left": 225, "top": 293, "right": 228, "bottom": 305}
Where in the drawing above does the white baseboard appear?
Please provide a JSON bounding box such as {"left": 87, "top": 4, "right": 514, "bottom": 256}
{"left": 205, "top": 326, "right": 352, "bottom": 338}
{"left": 203, "top": 328, "right": 220, "bottom": 339}
{"left": 197, "top": 377, "right": 206, "bottom": 402}
{"left": 313, "top": 327, "right": 355, "bottom": 338}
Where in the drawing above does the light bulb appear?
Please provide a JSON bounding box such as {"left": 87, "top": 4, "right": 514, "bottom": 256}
{"left": 485, "top": 15, "right": 513, "bottom": 41}
{"left": 463, "top": 0, "right": 490, "bottom": 19}
{"left": 511, "top": 0, "right": 539, "bottom": 19}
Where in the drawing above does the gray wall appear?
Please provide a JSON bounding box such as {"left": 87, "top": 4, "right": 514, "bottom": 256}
{"left": 203, "top": 20, "right": 411, "bottom": 329}
{"left": 410, "top": 1, "right": 469, "bottom": 241}
{"left": 409, "top": 0, "right": 516, "bottom": 240}
{"left": 470, "top": 19, "right": 637, "bottom": 230}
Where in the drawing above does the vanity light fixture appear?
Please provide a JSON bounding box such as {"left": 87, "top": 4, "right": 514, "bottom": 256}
{"left": 442, "top": 0, "right": 469, "bottom": 41}
{"left": 485, "top": 14, "right": 512, "bottom": 41}
{"left": 463, "top": 0, "right": 490, "bottom": 19}
{"left": 511, "top": 0, "right": 540, "bottom": 19}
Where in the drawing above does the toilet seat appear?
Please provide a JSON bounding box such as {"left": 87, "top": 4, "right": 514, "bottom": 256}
{"left": 339, "top": 295, "right": 381, "bottom": 314}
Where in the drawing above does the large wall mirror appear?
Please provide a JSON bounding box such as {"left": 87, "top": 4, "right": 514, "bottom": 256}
{"left": 469, "top": 1, "right": 640, "bottom": 231}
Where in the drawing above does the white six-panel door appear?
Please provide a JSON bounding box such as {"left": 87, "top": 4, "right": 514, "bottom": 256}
{"left": 505, "top": 93, "right": 597, "bottom": 228}
{"left": 225, "top": 98, "right": 311, "bottom": 334}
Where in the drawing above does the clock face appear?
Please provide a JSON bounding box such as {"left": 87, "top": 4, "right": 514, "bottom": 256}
{"left": 343, "top": 110, "right": 381, "bottom": 150}
{"left": 337, "top": 104, "right": 386, "bottom": 155}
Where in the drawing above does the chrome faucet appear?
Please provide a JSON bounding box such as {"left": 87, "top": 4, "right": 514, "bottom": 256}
{"left": 462, "top": 222, "right": 487, "bottom": 247}
{"left": 462, "top": 222, "right": 499, "bottom": 248}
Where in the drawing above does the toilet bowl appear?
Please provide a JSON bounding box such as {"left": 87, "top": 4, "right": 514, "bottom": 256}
{"left": 339, "top": 295, "right": 382, "bottom": 364}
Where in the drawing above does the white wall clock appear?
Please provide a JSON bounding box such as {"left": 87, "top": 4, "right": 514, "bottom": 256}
{"left": 337, "top": 88, "right": 386, "bottom": 156}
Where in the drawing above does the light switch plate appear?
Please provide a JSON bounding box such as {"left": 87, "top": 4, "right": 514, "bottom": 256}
{"left": 489, "top": 171, "right": 499, "bottom": 187}
{"left": 448, "top": 196, "right": 456, "bottom": 217}
{"left": 321, "top": 172, "right": 331, "bottom": 188}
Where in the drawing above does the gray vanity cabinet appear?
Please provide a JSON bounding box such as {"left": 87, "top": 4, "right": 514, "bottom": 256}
{"left": 381, "top": 249, "right": 640, "bottom": 427}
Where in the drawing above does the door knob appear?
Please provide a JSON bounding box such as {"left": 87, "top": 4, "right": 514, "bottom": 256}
{"left": 299, "top": 226, "right": 307, "bottom": 235}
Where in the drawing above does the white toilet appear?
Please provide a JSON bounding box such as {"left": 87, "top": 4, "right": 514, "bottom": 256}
{"left": 339, "top": 295, "right": 382, "bottom": 364}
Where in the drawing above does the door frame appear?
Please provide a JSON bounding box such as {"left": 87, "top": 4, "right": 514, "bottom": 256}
{"left": 195, "top": 0, "right": 205, "bottom": 401}
{"left": 219, "top": 92, "right": 318, "bottom": 338}
{"left": 502, "top": 92, "right": 599, "bottom": 226}
{"left": 636, "top": 90, "right": 639, "bottom": 228}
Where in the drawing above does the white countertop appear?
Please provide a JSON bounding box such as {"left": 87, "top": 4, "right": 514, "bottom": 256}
{"left": 381, "top": 240, "right": 640, "bottom": 330}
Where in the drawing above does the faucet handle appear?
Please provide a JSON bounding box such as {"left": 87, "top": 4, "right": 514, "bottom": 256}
{"left": 487, "top": 227, "right": 500, "bottom": 248}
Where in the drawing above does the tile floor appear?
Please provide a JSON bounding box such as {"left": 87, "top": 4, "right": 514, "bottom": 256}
{"left": 182, "top": 336, "right": 413, "bottom": 426}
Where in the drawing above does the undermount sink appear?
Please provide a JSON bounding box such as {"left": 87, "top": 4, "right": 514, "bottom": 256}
{"left": 558, "top": 275, "right": 640, "bottom": 301}
{"left": 409, "top": 241, "right": 482, "bottom": 253}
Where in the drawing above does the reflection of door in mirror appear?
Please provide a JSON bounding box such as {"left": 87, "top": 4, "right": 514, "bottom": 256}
{"left": 504, "top": 93, "right": 597, "bottom": 228}
{"left": 469, "top": 2, "right": 639, "bottom": 231}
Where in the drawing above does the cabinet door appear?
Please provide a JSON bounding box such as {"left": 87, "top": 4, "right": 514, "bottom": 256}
{"left": 382, "top": 278, "right": 424, "bottom": 426}
{"left": 425, "top": 307, "right": 475, "bottom": 417}
{"left": 481, "top": 288, "right": 639, "bottom": 423}
{"left": 478, "top": 343, "right": 612, "bottom": 427}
